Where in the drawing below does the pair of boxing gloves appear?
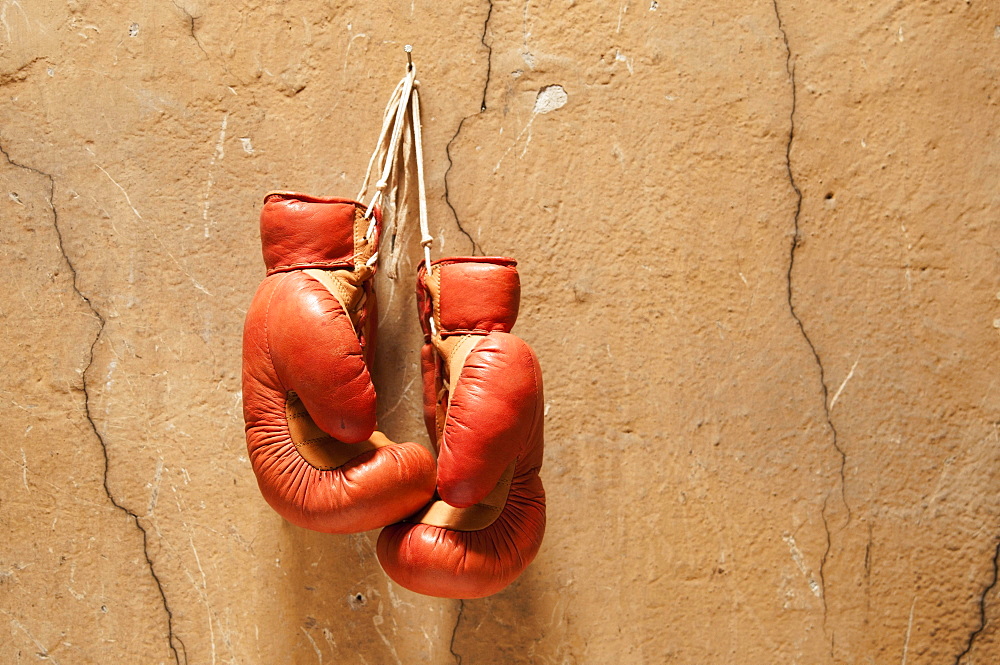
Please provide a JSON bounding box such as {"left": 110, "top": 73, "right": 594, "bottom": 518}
{"left": 242, "top": 192, "right": 545, "bottom": 599}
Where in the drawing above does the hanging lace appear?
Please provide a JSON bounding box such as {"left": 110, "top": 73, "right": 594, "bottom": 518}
{"left": 356, "top": 58, "right": 434, "bottom": 289}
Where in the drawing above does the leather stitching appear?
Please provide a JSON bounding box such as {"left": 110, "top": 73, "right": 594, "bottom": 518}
{"left": 294, "top": 436, "right": 338, "bottom": 446}
{"left": 266, "top": 260, "right": 352, "bottom": 275}
{"left": 353, "top": 206, "right": 366, "bottom": 270}
{"left": 433, "top": 266, "right": 442, "bottom": 330}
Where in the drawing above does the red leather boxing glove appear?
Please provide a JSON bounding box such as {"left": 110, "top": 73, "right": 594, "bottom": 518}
{"left": 377, "top": 257, "right": 545, "bottom": 598}
{"left": 242, "top": 192, "right": 436, "bottom": 533}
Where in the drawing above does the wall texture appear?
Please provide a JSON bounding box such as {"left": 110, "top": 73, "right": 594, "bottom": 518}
{"left": 2, "top": 1, "right": 998, "bottom": 663}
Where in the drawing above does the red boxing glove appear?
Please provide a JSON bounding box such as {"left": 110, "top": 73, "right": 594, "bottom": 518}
{"left": 377, "top": 257, "right": 545, "bottom": 598}
{"left": 242, "top": 192, "right": 436, "bottom": 533}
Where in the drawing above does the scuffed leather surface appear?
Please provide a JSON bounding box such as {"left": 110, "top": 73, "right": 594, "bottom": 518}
{"left": 378, "top": 257, "right": 545, "bottom": 598}
{"left": 243, "top": 194, "right": 435, "bottom": 534}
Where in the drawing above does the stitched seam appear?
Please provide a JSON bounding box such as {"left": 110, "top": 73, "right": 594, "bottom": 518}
{"left": 295, "top": 437, "right": 336, "bottom": 446}
{"left": 434, "top": 257, "right": 516, "bottom": 267}
{"left": 267, "top": 259, "right": 352, "bottom": 275}
{"left": 263, "top": 192, "right": 366, "bottom": 206}
{"left": 441, "top": 328, "right": 498, "bottom": 336}
{"left": 433, "top": 267, "right": 442, "bottom": 330}
{"left": 353, "top": 206, "right": 366, "bottom": 270}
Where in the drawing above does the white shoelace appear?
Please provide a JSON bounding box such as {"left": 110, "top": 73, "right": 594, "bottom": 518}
{"left": 357, "top": 56, "right": 436, "bottom": 334}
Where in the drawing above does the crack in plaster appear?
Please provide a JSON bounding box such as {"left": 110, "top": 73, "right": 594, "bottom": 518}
{"left": 818, "top": 494, "right": 831, "bottom": 618}
{"left": 0, "top": 145, "right": 186, "bottom": 665}
{"left": 863, "top": 522, "right": 872, "bottom": 579}
{"left": 442, "top": 1, "right": 493, "bottom": 256}
{"left": 773, "top": 4, "right": 848, "bottom": 656}
{"left": 448, "top": 600, "right": 465, "bottom": 665}
{"left": 172, "top": 1, "right": 209, "bottom": 60}
{"left": 954, "top": 539, "right": 1000, "bottom": 665}
{"left": 772, "top": 1, "right": 848, "bottom": 516}
{"left": 171, "top": 0, "right": 245, "bottom": 85}
{"left": 443, "top": 116, "right": 485, "bottom": 255}
{"left": 480, "top": 0, "right": 494, "bottom": 113}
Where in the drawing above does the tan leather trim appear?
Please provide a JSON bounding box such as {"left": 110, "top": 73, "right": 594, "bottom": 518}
{"left": 366, "top": 431, "right": 396, "bottom": 449}
{"left": 428, "top": 333, "right": 478, "bottom": 454}
{"left": 285, "top": 391, "right": 382, "bottom": 469}
{"left": 303, "top": 268, "right": 367, "bottom": 333}
{"left": 412, "top": 461, "right": 515, "bottom": 531}
{"left": 433, "top": 334, "right": 479, "bottom": 397}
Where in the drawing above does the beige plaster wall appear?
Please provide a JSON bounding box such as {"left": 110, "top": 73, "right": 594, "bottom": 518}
{"left": 2, "top": 1, "right": 998, "bottom": 663}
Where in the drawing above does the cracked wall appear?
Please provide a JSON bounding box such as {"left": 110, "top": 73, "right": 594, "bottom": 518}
{"left": 1, "top": 1, "right": 998, "bottom": 664}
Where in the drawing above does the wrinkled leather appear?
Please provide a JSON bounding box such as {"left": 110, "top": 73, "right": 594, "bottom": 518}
{"left": 378, "top": 257, "right": 545, "bottom": 598}
{"left": 243, "top": 192, "right": 436, "bottom": 534}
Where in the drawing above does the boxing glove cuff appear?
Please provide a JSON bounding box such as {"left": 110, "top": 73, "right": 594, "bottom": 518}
{"left": 260, "top": 191, "right": 380, "bottom": 275}
{"left": 417, "top": 257, "right": 520, "bottom": 337}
